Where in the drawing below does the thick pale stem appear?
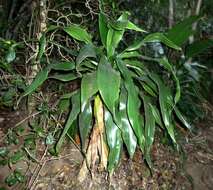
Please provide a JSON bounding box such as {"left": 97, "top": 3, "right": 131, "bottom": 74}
{"left": 94, "top": 95, "right": 108, "bottom": 170}
{"left": 78, "top": 95, "right": 108, "bottom": 182}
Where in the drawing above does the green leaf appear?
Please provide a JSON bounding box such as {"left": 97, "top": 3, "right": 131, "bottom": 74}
{"left": 137, "top": 73, "right": 158, "bottom": 94}
{"left": 78, "top": 60, "right": 97, "bottom": 72}
{"left": 67, "top": 119, "right": 78, "bottom": 139}
{"left": 185, "top": 39, "right": 213, "bottom": 57}
{"left": 81, "top": 71, "right": 98, "bottom": 111}
{"left": 38, "top": 33, "right": 46, "bottom": 60}
{"left": 141, "top": 82, "right": 157, "bottom": 97}
{"left": 24, "top": 135, "right": 35, "bottom": 148}
{"left": 46, "top": 133, "right": 55, "bottom": 145}
{"left": 124, "top": 59, "right": 146, "bottom": 73}
{"left": 174, "top": 107, "right": 191, "bottom": 130}
{"left": 34, "top": 126, "right": 45, "bottom": 137}
{"left": 97, "top": 57, "right": 121, "bottom": 114}
{"left": 142, "top": 95, "right": 155, "bottom": 168}
{"left": 118, "top": 87, "right": 137, "bottom": 157}
{"left": 60, "top": 91, "right": 78, "bottom": 99}
{"left": 109, "top": 14, "right": 128, "bottom": 30}
{"left": 150, "top": 73, "right": 176, "bottom": 143}
{"left": 119, "top": 51, "right": 141, "bottom": 59}
{"left": 105, "top": 109, "right": 122, "bottom": 173}
{"left": 99, "top": 12, "right": 108, "bottom": 47}
{"left": 5, "top": 47, "right": 16, "bottom": 63}
{"left": 150, "top": 104, "right": 163, "bottom": 128}
{"left": 143, "top": 33, "right": 181, "bottom": 50}
{"left": 5, "top": 173, "right": 18, "bottom": 186}
{"left": 107, "top": 27, "right": 124, "bottom": 57}
{"left": 50, "top": 61, "right": 75, "bottom": 71}
{"left": 79, "top": 102, "right": 92, "bottom": 149}
{"left": 0, "top": 147, "right": 9, "bottom": 157}
{"left": 109, "top": 20, "right": 128, "bottom": 31}
{"left": 106, "top": 12, "right": 129, "bottom": 57}
{"left": 126, "top": 21, "right": 147, "bottom": 33}
{"left": 76, "top": 44, "right": 97, "bottom": 65}
{"left": 64, "top": 24, "right": 92, "bottom": 43}
{"left": 117, "top": 11, "right": 130, "bottom": 22}
{"left": 56, "top": 91, "right": 80, "bottom": 152}
{"left": 124, "top": 40, "right": 144, "bottom": 52}
{"left": 9, "top": 150, "right": 24, "bottom": 164}
{"left": 58, "top": 98, "right": 70, "bottom": 111}
{"left": 14, "top": 170, "right": 25, "bottom": 182}
{"left": 117, "top": 60, "right": 145, "bottom": 151}
{"left": 23, "top": 67, "right": 50, "bottom": 96}
{"left": 47, "top": 25, "right": 59, "bottom": 32}
{"left": 166, "top": 15, "right": 200, "bottom": 46}
{"left": 49, "top": 73, "right": 80, "bottom": 82}
{"left": 158, "top": 57, "right": 180, "bottom": 103}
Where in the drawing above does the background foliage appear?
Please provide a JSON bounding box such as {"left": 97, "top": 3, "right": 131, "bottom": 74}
{"left": 0, "top": 0, "right": 212, "bottom": 188}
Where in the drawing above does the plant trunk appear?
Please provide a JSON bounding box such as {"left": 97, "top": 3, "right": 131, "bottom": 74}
{"left": 78, "top": 95, "right": 108, "bottom": 182}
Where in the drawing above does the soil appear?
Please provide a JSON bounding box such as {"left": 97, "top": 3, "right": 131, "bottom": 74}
{"left": 0, "top": 106, "right": 213, "bottom": 190}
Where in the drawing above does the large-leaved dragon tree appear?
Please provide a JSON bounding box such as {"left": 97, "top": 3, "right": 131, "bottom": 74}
{"left": 19, "top": 9, "right": 191, "bottom": 180}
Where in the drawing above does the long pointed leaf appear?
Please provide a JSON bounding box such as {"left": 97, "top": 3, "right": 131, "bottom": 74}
{"left": 49, "top": 73, "right": 80, "bottom": 82}
{"left": 107, "top": 27, "right": 124, "bottom": 58}
{"left": 99, "top": 13, "right": 108, "bottom": 47}
{"left": 64, "top": 24, "right": 92, "bottom": 44}
{"left": 117, "top": 60, "right": 145, "bottom": 151}
{"left": 174, "top": 107, "right": 192, "bottom": 130}
{"left": 185, "top": 39, "right": 213, "bottom": 58}
{"left": 124, "top": 40, "right": 143, "bottom": 52}
{"left": 106, "top": 12, "right": 129, "bottom": 57}
{"left": 167, "top": 15, "right": 200, "bottom": 46}
{"left": 142, "top": 95, "right": 155, "bottom": 168}
{"left": 105, "top": 109, "right": 122, "bottom": 173}
{"left": 143, "top": 33, "right": 181, "bottom": 50}
{"left": 50, "top": 61, "right": 75, "bottom": 71}
{"left": 150, "top": 104, "right": 163, "bottom": 128}
{"left": 79, "top": 102, "right": 93, "bottom": 149}
{"left": 23, "top": 67, "right": 50, "bottom": 96}
{"left": 119, "top": 51, "right": 141, "bottom": 59}
{"left": 97, "top": 56, "right": 121, "bottom": 114}
{"left": 118, "top": 87, "right": 137, "bottom": 157}
{"left": 149, "top": 73, "right": 176, "bottom": 143}
{"left": 76, "top": 44, "right": 97, "bottom": 65}
{"left": 81, "top": 71, "right": 98, "bottom": 111}
{"left": 56, "top": 91, "right": 80, "bottom": 152}
{"left": 126, "top": 21, "right": 147, "bottom": 33}
{"left": 158, "top": 57, "right": 180, "bottom": 103}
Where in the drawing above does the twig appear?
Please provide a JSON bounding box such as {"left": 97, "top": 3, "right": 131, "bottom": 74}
{"left": 28, "top": 148, "right": 48, "bottom": 190}
{"left": 15, "top": 111, "right": 42, "bottom": 127}
{"left": 23, "top": 147, "right": 41, "bottom": 163}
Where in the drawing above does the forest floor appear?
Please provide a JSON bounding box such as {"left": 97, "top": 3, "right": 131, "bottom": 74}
{"left": 0, "top": 104, "right": 213, "bottom": 190}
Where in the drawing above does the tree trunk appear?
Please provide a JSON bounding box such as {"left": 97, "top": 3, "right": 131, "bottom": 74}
{"left": 28, "top": 0, "right": 47, "bottom": 115}
{"left": 168, "top": 0, "right": 174, "bottom": 28}
{"left": 189, "top": 0, "right": 202, "bottom": 43}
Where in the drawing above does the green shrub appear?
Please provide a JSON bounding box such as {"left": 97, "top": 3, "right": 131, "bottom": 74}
{"left": 21, "top": 11, "right": 191, "bottom": 175}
